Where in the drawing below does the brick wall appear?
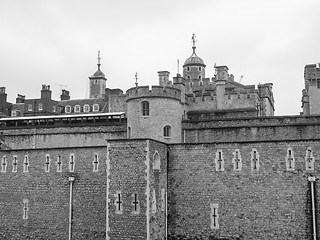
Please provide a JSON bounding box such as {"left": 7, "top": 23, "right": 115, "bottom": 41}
{"left": 0, "top": 139, "right": 168, "bottom": 240}
{"left": 168, "top": 141, "right": 320, "bottom": 239}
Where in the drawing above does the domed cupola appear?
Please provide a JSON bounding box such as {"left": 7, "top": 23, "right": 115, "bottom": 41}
{"left": 88, "top": 51, "right": 107, "bottom": 99}
{"left": 183, "top": 34, "right": 206, "bottom": 81}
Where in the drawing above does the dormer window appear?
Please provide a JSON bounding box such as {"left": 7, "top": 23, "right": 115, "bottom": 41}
{"left": 11, "top": 110, "right": 17, "bottom": 117}
{"left": 27, "top": 104, "right": 32, "bottom": 112}
{"left": 84, "top": 104, "right": 90, "bottom": 112}
{"left": 74, "top": 105, "right": 81, "bottom": 113}
{"left": 93, "top": 104, "right": 99, "bottom": 112}
{"left": 65, "top": 105, "right": 71, "bottom": 113}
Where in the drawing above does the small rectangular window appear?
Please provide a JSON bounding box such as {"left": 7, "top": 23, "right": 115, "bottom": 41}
{"left": 23, "top": 155, "right": 29, "bottom": 173}
{"left": 38, "top": 103, "right": 43, "bottom": 111}
{"left": 28, "top": 104, "right": 32, "bottom": 112}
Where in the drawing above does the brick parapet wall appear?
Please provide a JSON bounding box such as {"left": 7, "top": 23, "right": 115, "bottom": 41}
{"left": 168, "top": 141, "right": 320, "bottom": 239}
{"left": 1, "top": 125, "right": 126, "bottom": 149}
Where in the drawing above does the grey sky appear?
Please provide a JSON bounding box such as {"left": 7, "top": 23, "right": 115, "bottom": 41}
{"left": 0, "top": 0, "right": 319, "bottom": 115}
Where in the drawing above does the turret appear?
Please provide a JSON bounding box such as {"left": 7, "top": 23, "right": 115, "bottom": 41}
{"left": 215, "top": 65, "right": 228, "bottom": 110}
{"left": 182, "top": 34, "right": 206, "bottom": 81}
{"left": 126, "top": 85, "right": 185, "bottom": 143}
{"left": 302, "top": 63, "right": 320, "bottom": 115}
{"left": 88, "top": 51, "right": 107, "bottom": 99}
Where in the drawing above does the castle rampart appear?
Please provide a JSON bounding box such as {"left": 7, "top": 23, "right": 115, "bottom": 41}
{"left": 126, "top": 85, "right": 182, "bottom": 102}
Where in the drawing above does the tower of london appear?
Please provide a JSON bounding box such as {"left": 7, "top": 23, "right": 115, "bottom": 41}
{"left": 0, "top": 36, "right": 319, "bottom": 239}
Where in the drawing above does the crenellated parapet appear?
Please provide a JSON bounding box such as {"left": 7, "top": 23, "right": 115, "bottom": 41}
{"left": 126, "top": 85, "right": 182, "bottom": 102}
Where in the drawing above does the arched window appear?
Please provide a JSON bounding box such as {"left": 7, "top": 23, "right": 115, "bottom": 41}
{"left": 163, "top": 125, "right": 171, "bottom": 138}
{"left": 142, "top": 101, "right": 149, "bottom": 116}
{"left": 198, "top": 75, "right": 202, "bottom": 80}
{"left": 153, "top": 151, "right": 160, "bottom": 171}
{"left": 199, "top": 67, "right": 202, "bottom": 71}
{"left": 187, "top": 66, "right": 190, "bottom": 72}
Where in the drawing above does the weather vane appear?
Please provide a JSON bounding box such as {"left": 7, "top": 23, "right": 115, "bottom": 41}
{"left": 135, "top": 72, "right": 138, "bottom": 87}
{"left": 192, "top": 33, "right": 197, "bottom": 47}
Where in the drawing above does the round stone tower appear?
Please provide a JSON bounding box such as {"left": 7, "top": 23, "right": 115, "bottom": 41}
{"left": 183, "top": 34, "right": 206, "bottom": 81}
{"left": 126, "top": 85, "right": 185, "bottom": 143}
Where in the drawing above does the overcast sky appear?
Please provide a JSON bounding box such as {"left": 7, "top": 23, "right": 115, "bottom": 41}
{"left": 1, "top": 0, "right": 319, "bottom": 115}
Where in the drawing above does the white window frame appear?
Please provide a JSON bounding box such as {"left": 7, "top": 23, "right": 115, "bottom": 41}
{"left": 65, "top": 105, "right": 72, "bottom": 113}
{"left": 93, "top": 103, "right": 99, "bottom": 112}
{"left": 38, "top": 103, "right": 43, "bottom": 111}
{"left": 74, "top": 105, "right": 81, "bottom": 113}
{"left": 83, "top": 104, "right": 90, "bottom": 113}
{"left": 28, "top": 104, "right": 32, "bottom": 112}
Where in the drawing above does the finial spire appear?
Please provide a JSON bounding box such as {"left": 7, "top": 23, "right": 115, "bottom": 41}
{"left": 192, "top": 33, "right": 197, "bottom": 53}
{"left": 97, "top": 51, "right": 102, "bottom": 70}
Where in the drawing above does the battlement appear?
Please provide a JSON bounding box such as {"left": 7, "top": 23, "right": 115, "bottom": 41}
{"left": 126, "top": 85, "right": 182, "bottom": 101}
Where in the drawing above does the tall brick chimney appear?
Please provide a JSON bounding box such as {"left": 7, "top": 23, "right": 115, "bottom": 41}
{"left": 60, "top": 89, "right": 70, "bottom": 100}
{"left": 41, "top": 84, "right": 52, "bottom": 100}
{"left": 0, "top": 87, "right": 7, "bottom": 104}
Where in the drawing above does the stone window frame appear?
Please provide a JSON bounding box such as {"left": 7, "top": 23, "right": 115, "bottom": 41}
{"left": 115, "top": 190, "right": 123, "bottom": 214}
{"left": 141, "top": 101, "right": 150, "bottom": 116}
{"left": 163, "top": 125, "right": 171, "bottom": 138}
{"left": 215, "top": 149, "right": 224, "bottom": 172}
{"left": 187, "top": 66, "right": 190, "bottom": 72}
{"left": 56, "top": 155, "right": 63, "bottom": 173}
{"left": 93, "top": 103, "right": 100, "bottom": 112}
{"left": 45, "top": 154, "right": 51, "bottom": 173}
{"left": 199, "top": 66, "right": 202, "bottom": 71}
{"left": 198, "top": 75, "right": 202, "bottom": 80}
{"left": 74, "top": 105, "right": 81, "bottom": 113}
{"left": 93, "top": 153, "right": 99, "bottom": 172}
{"left": 12, "top": 155, "right": 18, "bottom": 173}
{"left": 153, "top": 151, "right": 161, "bottom": 171}
{"left": 305, "top": 147, "right": 315, "bottom": 171}
{"left": 1, "top": 155, "right": 7, "bottom": 173}
{"left": 69, "top": 153, "right": 75, "bottom": 172}
{"left": 232, "top": 149, "right": 242, "bottom": 171}
{"left": 23, "top": 155, "right": 29, "bottom": 173}
{"left": 83, "top": 104, "right": 90, "bottom": 113}
{"left": 285, "top": 147, "right": 295, "bottom": 171}
{"left": 250, "top": 148, "right": 260, "bottom": 171}
{"left": 23, "top": 199, "right": 29, "bottom": 220}
{"left": 65, "top": 105, "right": 72, "bottom": 114}
{"left": 210, "top": 203, "right": 219, "bottom": 229}
{"left": 131, "top": 192, "right": 140, "bottom": 215}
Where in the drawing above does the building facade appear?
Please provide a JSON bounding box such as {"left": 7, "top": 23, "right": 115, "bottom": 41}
{"left": 0, "top": 38, "right": 319, "bottom": 239}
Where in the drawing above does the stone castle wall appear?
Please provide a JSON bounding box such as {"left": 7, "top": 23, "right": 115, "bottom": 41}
{"left": 182, "top": 115, "right": 320, "bottom": 143}
{"left": 168, "top": 141, "right": 319, "bottom": 239}
{"left": 0, "top": 139, "right": 168, "bottom": 240}
{"left": 1, "top": 125, "right": 126, "bottom": 149}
